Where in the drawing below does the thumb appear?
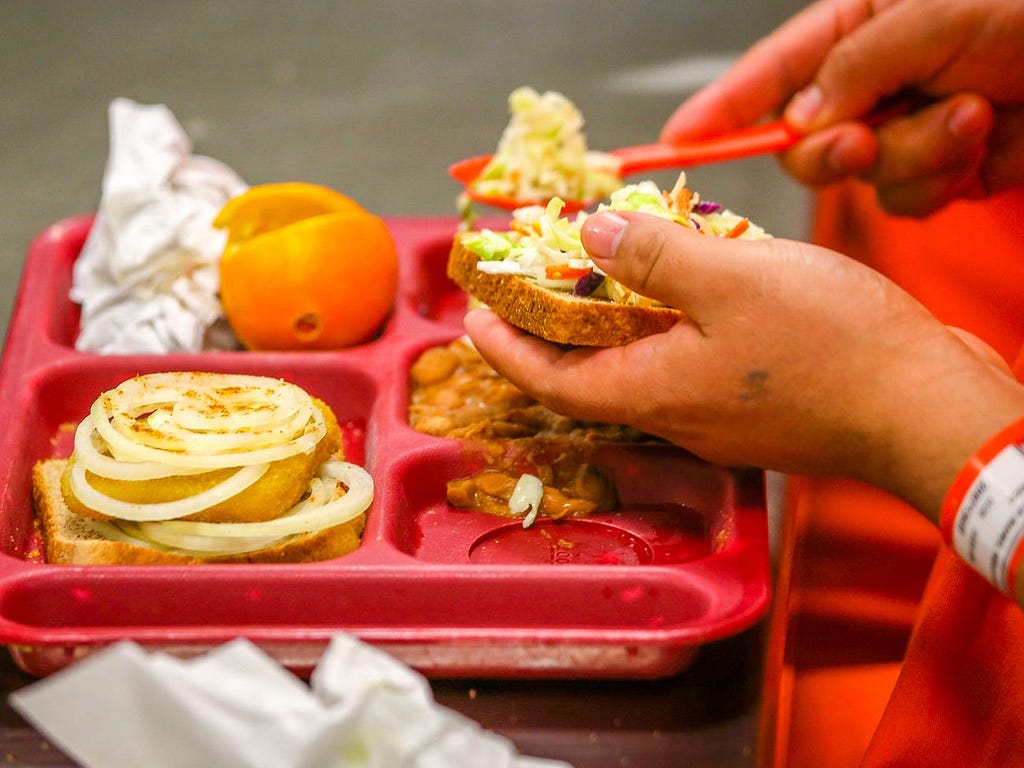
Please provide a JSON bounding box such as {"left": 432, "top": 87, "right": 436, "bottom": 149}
{"left": 580, "top": 210, "right": 773, "bottom": 323}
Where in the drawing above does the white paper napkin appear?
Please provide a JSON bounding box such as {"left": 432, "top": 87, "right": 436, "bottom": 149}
{"left": 10, "top": 635, "right": 574, "bottom": 768}
{"left": 71, "top": 98, "right": 247, "bottom": 354}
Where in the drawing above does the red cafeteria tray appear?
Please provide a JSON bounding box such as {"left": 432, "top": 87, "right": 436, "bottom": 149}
{"left": 0, "top": 214, "right": 770, "bottom": 679}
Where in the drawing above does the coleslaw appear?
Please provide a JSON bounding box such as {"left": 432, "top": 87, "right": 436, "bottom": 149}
{"left": 461, "top": 172, "right": 770, "bottom": 305}
{"left": 468, "top": 87, "right": 622, "bottom": 207}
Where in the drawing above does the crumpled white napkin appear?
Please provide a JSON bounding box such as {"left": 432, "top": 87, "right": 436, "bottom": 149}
{"left": 71, "top": 97, "right": 247, "bottom": 354}
{"left": 9, "top": 634, "right": 574, "bottom": 768}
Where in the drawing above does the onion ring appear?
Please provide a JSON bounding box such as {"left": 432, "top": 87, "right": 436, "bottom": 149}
{"left": 87, "top": 373, "right": 327, "bottom": 469}
{"left": 109, "top": 461, "right": 372, "bottom": 556}
{"left": 68, "top": 461, "right": 270, "bottom": 521}
{"left": 72, "top": 420, "right": 213, "bottom": 481}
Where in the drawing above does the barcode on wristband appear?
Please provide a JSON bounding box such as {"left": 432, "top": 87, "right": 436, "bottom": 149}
{"left": 952, "top": 443, "right": 1024, "bottom": 593}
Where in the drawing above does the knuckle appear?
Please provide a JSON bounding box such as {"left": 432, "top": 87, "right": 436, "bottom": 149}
{"left": 870, "top": 118, "right": 987, "bottom": 189}
{"left": 640, "top": 231, "right": 673, "bottom": 288}
{"left": 820, "top": 36, "right": 869, "bottom": 87}
{"left": 780, "top": 146, "right": 842, "bottom": 187}
{"left": 624, "top": 221, "right": 676, "bottom": 294}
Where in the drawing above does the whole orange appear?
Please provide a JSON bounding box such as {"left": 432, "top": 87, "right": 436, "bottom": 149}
{"left": 215, "top": 185, "right": 399, "bottom": 351}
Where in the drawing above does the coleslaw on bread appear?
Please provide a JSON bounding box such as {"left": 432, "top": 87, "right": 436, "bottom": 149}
{"left": 449, "top": 172, "right": 771, "bottom": 346}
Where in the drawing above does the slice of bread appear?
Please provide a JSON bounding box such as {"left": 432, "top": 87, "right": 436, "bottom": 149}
{"left": 447, "top": 237, "right": 684, "bottom": 347}
{"left": 32, "top": 459, "right": 366, "bottom": 565}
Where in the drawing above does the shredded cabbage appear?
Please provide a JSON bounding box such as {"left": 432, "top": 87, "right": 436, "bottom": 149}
{"left": 471, "top": 87, "right": 622, "bottom": 205}
{"left": 461, "top": 230, "right": 517, "bottom": 262}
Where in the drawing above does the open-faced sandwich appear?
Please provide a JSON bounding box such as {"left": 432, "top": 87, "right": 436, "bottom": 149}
{"left": 32, "top": 372, "right": 372, "bottom": 564}
{"left": 449, "top": 172, "right": 770, "bottom": 347}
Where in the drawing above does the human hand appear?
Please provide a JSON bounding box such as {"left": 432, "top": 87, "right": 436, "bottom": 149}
{"left": 660, "top": 0, "right": 1024, "bottom": 216}
{"left": 463, "top": 211, "right": 1024, "bottom": 521}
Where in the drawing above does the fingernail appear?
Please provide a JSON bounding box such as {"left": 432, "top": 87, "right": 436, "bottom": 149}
{"left": 947, "top": 100, "right": 988, "bottom": 141}
{"left": 582, "top": 212, "right": 628, "bottom": 259}
{"left": 786, "top": 84, "right": 823, "bottom": 128}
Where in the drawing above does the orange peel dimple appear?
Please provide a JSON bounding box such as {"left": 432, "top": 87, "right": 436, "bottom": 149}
{"left": 293, "top": 312, "right": 323, "bottom": 342}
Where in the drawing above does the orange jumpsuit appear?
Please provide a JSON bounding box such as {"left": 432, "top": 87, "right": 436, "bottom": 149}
{"left": 761, "top": 182, "right": 1024, "bottom": 767}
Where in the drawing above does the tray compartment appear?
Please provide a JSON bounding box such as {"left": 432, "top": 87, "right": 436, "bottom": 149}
{"left": 0, "top": 355, "right": 379, "bottom": 561}
{"left": 30, "top": 217, "right": 88, "bottom": 350}
{"left": 395, "top": 228, "right": 468, "bottom": 329}
{"left": 389, "top": 440, "right": 733, "bottom": 567}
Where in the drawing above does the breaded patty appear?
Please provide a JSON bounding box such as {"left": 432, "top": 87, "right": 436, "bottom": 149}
{"left": 61, "top": 399, "right": 342, "bottom": 524}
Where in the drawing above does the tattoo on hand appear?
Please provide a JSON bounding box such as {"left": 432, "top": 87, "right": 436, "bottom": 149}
{"left": 739, "top": 370, "right": 769, "bottom": 400}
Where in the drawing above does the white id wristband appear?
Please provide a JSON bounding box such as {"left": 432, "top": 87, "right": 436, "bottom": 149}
{"left": 942, "top": 419, "right": 1024, "bottom": 596}
{"left": 949, "top": 445, "right": 1024, "bottom": 593}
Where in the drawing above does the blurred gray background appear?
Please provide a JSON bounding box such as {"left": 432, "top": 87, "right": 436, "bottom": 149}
{"left": 0, "top": 0, "right": 812, "bottom": 349}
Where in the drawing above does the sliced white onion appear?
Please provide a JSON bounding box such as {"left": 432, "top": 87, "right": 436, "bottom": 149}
{"left": 115, "top": 523, "right": 284, "bottom": 555}
{"left": 111, "top": 461, "right": 372, "bottom": 556}
{"left": 90, "top": 372, "right": 326, "bottom": 467}
{"left": 135, "top": 403, "right": 312, "bottom": 453}
{"left": 73, "top": 420, "right": 212, "bottom": 480}
{"left": 104, "top": 372, "right": 306, "bottom": 427}
{"left": 68, "top": 461, "right": 270, "bottom": 521}
{"left": 90, "top": 397, "right": 326, "bottom": 469}
{"left": 88, "top": 519, "right": 284, "bottom": 558}
{"left": 86, "top": 519, "right": 175, "bottom": 550}
{"left": 165, "top": 387, "right": 304, "bottom": 431}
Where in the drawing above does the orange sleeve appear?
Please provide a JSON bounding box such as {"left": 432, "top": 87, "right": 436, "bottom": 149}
{"left": 767, "top": 183, "right": 1024, "bottom": 768}
{"left": 812, "top": 183, "right": 1024, "bottom": 365}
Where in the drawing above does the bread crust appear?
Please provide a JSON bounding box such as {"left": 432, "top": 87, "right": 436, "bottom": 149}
{"left": 447, "top": 237, "right": 684, "bottom": 346}
{"left": 33, "top": 459, "right": 366, "bottom": 565}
